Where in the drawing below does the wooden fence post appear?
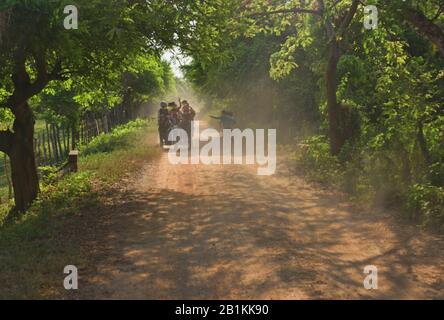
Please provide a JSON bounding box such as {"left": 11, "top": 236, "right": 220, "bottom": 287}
{"left": 56, "top": 125, "right": 63, "bottom": 160}
{"left": 41, "top": 132, "right": 47, "bottom": 164}
{"left": 62, "top": 126, "right": 67, "bottom": 156}
{"left": 66, "top": 126, "right": 70, "bottom": 153}
{"left": 51, "top": 124, "right": 59, "bottom": 163}
{"left": 72, "top": 125, "right": 77, "bottom": 150}
{"left": 95, "top": 119, "right": 100, "bottom": 136}
{"left": 80, "top": 123, "right": 84, "bottom": 145}
{"left": 4, "top": 153, "right": 12, "bottom": 199}
{"left": 103, "top": 115, "right": 109, "bottom": 133}
{"left": 34, "top": 137, "right": 38, "bottom": 166}
{"left": 68, "top": 150, "right": 79, "bottom": 173}
{"left": 46, "top": 122, "right": 52, "bottom": 164}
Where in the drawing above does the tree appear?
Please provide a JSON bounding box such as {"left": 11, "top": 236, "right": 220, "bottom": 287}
{"left": 0, "top": 0, "right": 183, "bottom": 213}
{"left": 232, "top": 0, "right": 361, "bottom": 154}
{"left": 396, "top": 0, "right": 444, "bottom": 59}
{"left": 121, "top": 55, "right": 174, "bottom": 120}
{"left": 181, "top": 0, "right": 444, "bottom": 227}
{"left": 237, "top": 0, "right": 442, "bottom": 156}
{"left": 184, "top": 34, "right": 320, "bottom": 131}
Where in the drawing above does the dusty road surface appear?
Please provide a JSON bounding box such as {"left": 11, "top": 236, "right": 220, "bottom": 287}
{"left": 79, "top": 149, "right": 444, "bottom": 299}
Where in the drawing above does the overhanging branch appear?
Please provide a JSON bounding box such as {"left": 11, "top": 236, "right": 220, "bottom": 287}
{"left": 337, "top": 0, "right": 360, "bottom": 36}
{"left": 8, "top": 49, "right": 65, "bottom": 108}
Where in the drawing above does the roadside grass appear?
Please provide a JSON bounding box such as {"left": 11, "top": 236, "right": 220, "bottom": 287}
{"left": 0, "top": 118, "right": 160, "bottom": 299}
{"left": 79, "top": 118, "right": 159, "bottom": 183}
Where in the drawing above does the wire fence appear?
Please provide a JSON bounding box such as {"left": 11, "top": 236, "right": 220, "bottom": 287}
{"left": 35, "top": 123, "right": 74, "bottom": 166}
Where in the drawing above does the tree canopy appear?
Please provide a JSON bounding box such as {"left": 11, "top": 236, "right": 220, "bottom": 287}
{"left": 0, "top": 0, "right": 443, "bottom": 227}
{"left": 182, "top": 0, "right": 444, "bottom": 229}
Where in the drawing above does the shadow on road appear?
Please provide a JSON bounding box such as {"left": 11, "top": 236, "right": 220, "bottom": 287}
{"left": 78, "top": 155, "right": 444, "bottom": 299}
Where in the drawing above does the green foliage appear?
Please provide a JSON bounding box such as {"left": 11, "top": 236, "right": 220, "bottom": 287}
{"left": 0, "top": 0, "right": 191, "bottom": 124}
{"left": 184, "top": 34, "right": 320, "bottom": 131}
{"left": 0, "top": 170, "right": 94, "bottom": 298}
{"left": 80, "top": 118, "right": 148, "bottom": 155}
{"left": 0, "top": 170, "right": 94, "bottom": 226}
{"left": 0, "top": 117, "right": 158, "bottom": 298}
{"left": 38, "top": 165, "right": 60, "bottom": 185}
{"left": 35, "top": 172, "right": 94, "bottom": 218}
{"left": 295, "top": 136, "right": 341, "bottom": 184}
{"left": 182, "top": 0, "right": 444, "bottom": 231}
{"left": 33, "top": 53, "right": 173, "bottom": 129}
{"left": 407, "top": 184, "right": 444, "bottom": 232}
{"left": 0, "top": 0, "right": 187, "bottom": 210}
{"left": 295, "top": 132, "right": 444, "bottom": 229}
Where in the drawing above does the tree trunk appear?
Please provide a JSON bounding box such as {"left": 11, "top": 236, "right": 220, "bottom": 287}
{"left": 72, "top": 125, "right": 78, "bottom": 150}
{"left": 51, "top": 124, "right": 59, "bottom": 163}
{"left": 62, "top": 125, "right": 67, "bottom": 155}
{"left": 4, "top": 153, "right": 12, "bottom": 200}
{"left": 42, "top": 132, "right": 48, "bottom": 164}
{"left": 45, "top": 122, "right": 52, "bottom": 163}
{"left": 326, "top": 39, "right": 344, "bottom": 156}
{"left": 9, "top": 102, "right": 39, "bottom": 212}
{"left": 322, "top": 0, "right": 360, "bottom": 156}
{"left": 417, "top": 121, "right": 432, "bottom": 165}
{"left": 80, "top": 123, "right": 84, "bottom": 145}
{"left": 0, "top": 9, "right": 11, "bottom": 45}
{"left": 56, "top": 124, "right": 63, "bottom": 158}
{"left": 66, "top": 127, "right": 70, "bottom": 152}
{"left": 1, "top": 47, "right": 62, "bottom": 214}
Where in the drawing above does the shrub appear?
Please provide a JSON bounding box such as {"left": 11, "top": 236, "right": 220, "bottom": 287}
{"left": 406, "top": 183, "right": 444, "bottom": 232}
{"left": 295, "top": 135, "right": 341, "bottom": 184}
{"left": 80, "top": 119, "right": 148, "bottom": 156}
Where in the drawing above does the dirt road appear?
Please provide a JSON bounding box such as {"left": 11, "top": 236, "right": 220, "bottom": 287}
{"left": 79, "top": 149, "right": 444, "bottom": 299}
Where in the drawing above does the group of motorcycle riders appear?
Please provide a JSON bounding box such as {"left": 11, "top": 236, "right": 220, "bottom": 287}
{"left": 157, "top": 99, "right": 236, "bottom": 147}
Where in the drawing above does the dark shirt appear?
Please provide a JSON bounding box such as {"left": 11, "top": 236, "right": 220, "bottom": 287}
{"left": 211, "top": 114, "right": 236, "bottom": 129}
{"left": 158, "top": 108, "right": 169, "bottom": 127}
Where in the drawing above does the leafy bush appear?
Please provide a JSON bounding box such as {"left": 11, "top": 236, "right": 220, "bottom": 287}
{"left": 407, "top": 184, "right": 444, "bottom": 232}
{"left": 0, "top": 116, "right": 159, "bottom": 297}
{"left": 35, "top": 172, "right": 94, "bottom": 216}
{"left": 38, "top": 165, "right": 60, "bottom": 185}
{"left": 295, "top": 135, "right": 341, "bottom": 184}
{"left": 79, "top": 118, "right": 159, "bottom": 182}
{"left": 0, "top": 170, "right": 95, "bottom": 298}
{"left": 0, "top": 171, "right": 94, "bottom": 227}
{"left": 80, "top": 119, "right": 148, "bottom": 156}
{"left": 295, "top": 135, "right": 444, "bottom": 232}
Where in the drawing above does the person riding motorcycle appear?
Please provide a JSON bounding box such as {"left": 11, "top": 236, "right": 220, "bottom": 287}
{"left": 180, "top": 100, "right": 196, "bottom": 140}
{"left": 168, "top": 102, "right": 182, "bottom": 127}
{"left": 158, "top": 102, "right": 170, "bottom": 147}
